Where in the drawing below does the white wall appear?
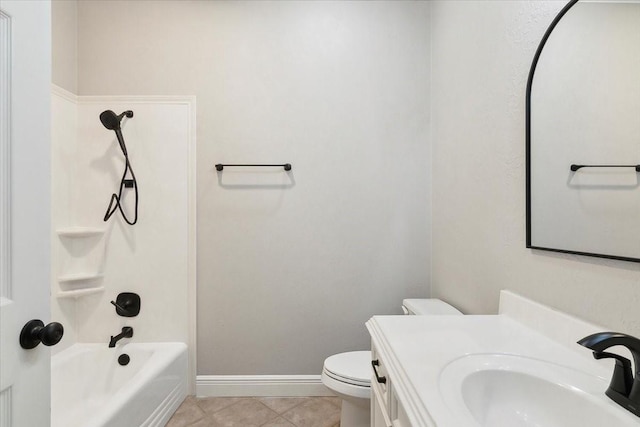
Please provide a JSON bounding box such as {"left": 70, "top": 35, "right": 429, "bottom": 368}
{"left": 50, "top": 90, "right": 196, "bottom": 373}
{"left": 431, "top": 1, "right": 640, "bottom": 335}
{"left": 76, "top": 1, "right": 432, "bottom": 375}
{"left": 51, "top": 0, "right": 77, "bottom": 93}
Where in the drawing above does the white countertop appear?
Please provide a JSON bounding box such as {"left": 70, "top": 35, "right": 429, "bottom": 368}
{"left": 366, "top": 291, "right": 634, "bottom": 427}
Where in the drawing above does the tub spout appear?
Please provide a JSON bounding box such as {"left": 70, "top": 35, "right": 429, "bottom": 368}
{"left": 109, "top": 326, "right": 133, "bottom": 348}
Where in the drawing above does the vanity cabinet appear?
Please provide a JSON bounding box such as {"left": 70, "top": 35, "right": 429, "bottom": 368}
{"left": 371, "top": 343, "right": 391, "bottom": 427}
{"left": 371, "top": 344, "right": 411, "bottom": 427}
{"left": 391, "top": 395, "right": 411, "bottom": 427}
{"left": 366, "top": 292, "right": 640, "bottom": 427}
{"left": 372, "top": 386, "right": 391, "bottom": 427}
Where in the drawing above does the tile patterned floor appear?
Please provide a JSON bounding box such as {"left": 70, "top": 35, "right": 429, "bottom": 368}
{"left": 167, "top": 396, "right": 341, "bottom": 427}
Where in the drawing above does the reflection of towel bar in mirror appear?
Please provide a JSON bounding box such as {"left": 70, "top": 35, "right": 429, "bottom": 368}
{"left": 215, "top": 163, "right": 292, "bottom": 171}
{"left": 527, "top": 0, "right": 640, "bottom": 263}
{"left": 570, "top": 164, "right": 640, "bottom": 172}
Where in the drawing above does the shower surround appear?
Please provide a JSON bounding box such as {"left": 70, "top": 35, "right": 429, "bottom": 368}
{"left": 50, "top": 86, "right": 196, "bottom": 392}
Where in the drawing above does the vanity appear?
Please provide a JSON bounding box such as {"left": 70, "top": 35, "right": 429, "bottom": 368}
{"left": 366, "top": 291, "right": 640, "bottom": 427}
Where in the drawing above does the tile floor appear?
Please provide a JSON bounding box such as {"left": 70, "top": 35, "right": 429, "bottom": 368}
{"left": 166, "top": 396, "right": 342, "bottom": 427}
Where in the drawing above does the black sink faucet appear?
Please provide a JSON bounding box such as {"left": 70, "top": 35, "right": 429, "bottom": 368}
{"left": 578, "top": 332, "right": 640, "bottom": 417}
{"left": 109, "top": 326, "right": 133, "bottom": 348}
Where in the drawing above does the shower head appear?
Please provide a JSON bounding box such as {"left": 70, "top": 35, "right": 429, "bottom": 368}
{"left": 99, "top": 110, "right": 134, "bottom": 131}
{"left": 99, "top": 110, "right": 134, "bottom": 156}
{"left": 100, "top": 110, "right": 120, "bottom": 131}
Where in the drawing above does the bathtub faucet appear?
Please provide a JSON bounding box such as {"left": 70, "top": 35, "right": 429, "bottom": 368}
{"left": 109, "top": 326, "right": 133, "bottom": 348}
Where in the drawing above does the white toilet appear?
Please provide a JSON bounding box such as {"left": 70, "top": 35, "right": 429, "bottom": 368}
{"left": 321, "top": 299, "right": 462, "bottom": 427}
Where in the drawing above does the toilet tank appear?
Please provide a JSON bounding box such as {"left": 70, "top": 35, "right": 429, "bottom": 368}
{"left": 401, "top": 299, "right": 462, "bottom": 315}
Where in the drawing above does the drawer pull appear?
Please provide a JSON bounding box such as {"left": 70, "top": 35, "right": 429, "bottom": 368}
{"left": 371, "top": 359, "right": 387, "bottom": 384}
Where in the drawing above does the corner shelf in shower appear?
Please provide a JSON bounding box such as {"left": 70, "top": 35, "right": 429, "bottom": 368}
{"left": 56, "top": 286, "right": 105, "bottom": 299}
{"left": 56, "top": 227, "right": 105, "bottom": 238}
{"left": 57, "top": 272, "right": 104, "bottom": 284}
{"left": 57, "top": 272, "right": 105, "bottom": 299}
{"left": 55, "top": 227, "right": 106, "bottom": 299}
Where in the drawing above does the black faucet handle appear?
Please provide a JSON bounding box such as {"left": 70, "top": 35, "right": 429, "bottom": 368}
{"left": 111, "top": 300, "right": 127, "bottom": 312}
{"left": 593, "top": 351, "right": 634, "bottom": 396}
{"left": 111, "top": 293, "right": 141, "bottom": 317}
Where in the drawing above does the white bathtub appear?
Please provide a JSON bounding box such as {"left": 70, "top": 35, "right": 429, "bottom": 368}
{"left": 51, "top": 342, "right": 188, "bottom": 427}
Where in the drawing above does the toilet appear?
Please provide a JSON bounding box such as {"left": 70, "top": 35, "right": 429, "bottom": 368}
{"left": 321, "top": 299, "right": 463, "bottom": 427}
{"left": 400, "top": 298, "right": 463, "bottom": 316}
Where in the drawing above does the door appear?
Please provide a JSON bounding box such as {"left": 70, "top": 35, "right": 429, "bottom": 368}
{"left": 0, "top": 1, "right": 52, "bottom": 426}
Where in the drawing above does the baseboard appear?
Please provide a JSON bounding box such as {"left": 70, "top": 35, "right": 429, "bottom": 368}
{"left": 142, "top": 379, "right": 187, "bottom": 427}
{"left": 196, "top": 375, "right": 333, "bottom": 397}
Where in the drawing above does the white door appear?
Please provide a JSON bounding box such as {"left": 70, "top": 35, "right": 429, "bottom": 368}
{"left": 0, "top": 1, "right": 52, "bottom": 426}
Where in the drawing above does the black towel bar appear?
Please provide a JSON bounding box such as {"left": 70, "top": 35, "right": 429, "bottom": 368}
{"left": 570, "top": 164, "right": 640, "bottom": 172}
{"left": 215, "top": 163, "right": 292, "bottom": 171}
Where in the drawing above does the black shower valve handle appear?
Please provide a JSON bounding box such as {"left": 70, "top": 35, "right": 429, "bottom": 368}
{"left": 111, "top": 292, "right": 141, "bottom": 317}
{"left": 110, "top": 300, "right": 128, "bottom": 312}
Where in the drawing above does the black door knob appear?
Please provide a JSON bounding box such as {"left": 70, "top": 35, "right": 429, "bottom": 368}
{"left": 19, "top": 319, "right": 64, "bottom": 349}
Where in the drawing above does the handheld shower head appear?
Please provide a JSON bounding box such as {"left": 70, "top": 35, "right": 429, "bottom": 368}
{"left": 99, "top": 110, "right": 134, "bottom": 156}
{"left": 99, "top": 108, "right": 139, "bottom": 226}
{"left": 99, "top": 110, "right": 134, "bottom": 131}
{"left": 100, "top": 110, "right": 120, "bottom": 130}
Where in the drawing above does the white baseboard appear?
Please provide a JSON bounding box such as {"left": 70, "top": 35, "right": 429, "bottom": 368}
{"left": 143, "top": 380, "right": 187, "bottom": 427}
{"left": 196, "top": 375, "right": 333, "bottom": 397}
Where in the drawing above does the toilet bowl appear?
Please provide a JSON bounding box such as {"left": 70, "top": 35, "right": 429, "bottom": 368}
{"left": 321, "top": 351, "right": 371, "bottom": 427}
{"left": 321, "top": 298, "right": 462, "bottom": 427}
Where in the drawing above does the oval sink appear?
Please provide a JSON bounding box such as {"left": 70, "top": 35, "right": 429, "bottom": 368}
{"left": 439, "top": 354, "right": 639, "bottom": 427}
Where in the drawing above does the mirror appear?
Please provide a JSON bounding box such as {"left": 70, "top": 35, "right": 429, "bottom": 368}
{"left": 527, "top": 0, "right": 640, "bottom": 262}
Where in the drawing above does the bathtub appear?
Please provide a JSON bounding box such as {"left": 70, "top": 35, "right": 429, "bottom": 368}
{"left": 51, "top": 342, "right": 188, "bottom": 427}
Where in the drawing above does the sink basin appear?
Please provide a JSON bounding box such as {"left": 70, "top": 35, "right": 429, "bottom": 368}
{"left": 439, "top": 354, "right": 638, "bottom": 427}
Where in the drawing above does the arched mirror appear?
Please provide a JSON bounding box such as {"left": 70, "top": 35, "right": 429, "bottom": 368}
{"left": 527, "top": 0, "right": 640, "bottom": 262}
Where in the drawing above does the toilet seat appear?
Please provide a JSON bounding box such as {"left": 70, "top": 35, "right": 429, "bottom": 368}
{"left": 323, "top": 369, "right": 371, "bottom": 387}
{"left": 323, "top": 351, "right": 371, "bottom": 386}
{"left": 321, "top": 371, "right": 371, "bottom": 401}
{"left": 322, "top": 351, "right": 371, "bottom": 389}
